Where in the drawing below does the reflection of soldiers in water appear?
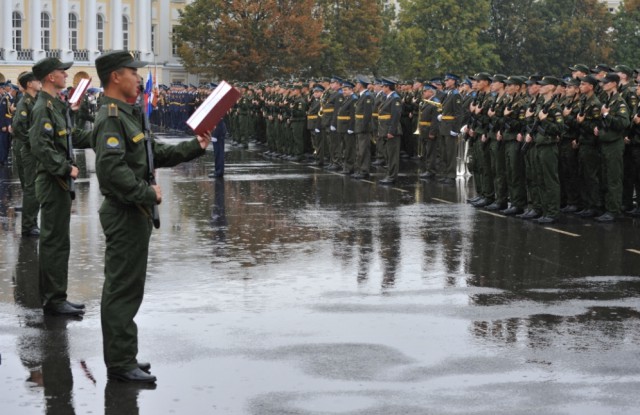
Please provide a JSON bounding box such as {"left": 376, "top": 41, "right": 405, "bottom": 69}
{"left": 18, "top": 316, "right": 78, "bottom": 414}
{"left": 210, "top": 178, "right": 227, "bottom": 254}
{"left": 105, "top": 379, "right": 155, "bottom": 415}
{"left": 13, "top": 237, "right": 40, "bottom": 308}
{"left": 0, "top": 165, "right": 13, "bottom": 230}
{"left": 380, "top": 216, "right": 401, "bottom": 288}
{"left": 356, "top": 228, "right": 373, "bottom": 284}
{"left": 14, "top": 244, "right": 79, "bottom": 413}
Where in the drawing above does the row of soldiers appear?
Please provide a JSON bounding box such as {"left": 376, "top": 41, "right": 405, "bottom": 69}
{"left": 152, "top": 83, "right": 210, "bottom": 132}
{"left": 215, "top": 63, "right": 640, "bottom": 222}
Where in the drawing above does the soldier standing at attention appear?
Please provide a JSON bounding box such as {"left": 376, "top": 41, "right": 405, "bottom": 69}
{"left": 92, "top": 51, "right": 211, "bottom": 383}
{"left": 418, "top": 83, "right": 441, "bottom": 180}
{"left": 352, "top": 76, "right": 374, "bottom": 179}
{"left": 336, "top": 80, "right": 357, "bottom": 175}
{"left": 437, "top": 74, "right": 463, "bottom": 186}
{"left": 12, "top": 72, "right": 42, "bottom": 236}
{"left": 593, "top": 73, "right": 631, "bottom": 222}
{"left": 377, "top": 78, "right": 402, "bottom": 185}
{"left": 307, "top": 84, "right": 323, "bottom": 165}
{"left": 29, "top": 58, "right": 93, "bottom": 316}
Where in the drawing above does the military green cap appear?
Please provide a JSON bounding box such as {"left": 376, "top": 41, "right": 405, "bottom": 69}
{"left": 33, "top": 57, "right": 73, "bottom": 80}
{"left": 613, "top": 64, "right": 633, "bottom": 77}
{"left": 95, "top": 50, "right": 148, "bottom": 82}
{"left": 565, "top": 78, "right": 580, "bottom": 87}
{"left": 505, "top": 76, "right": 524, "bottom": 86}
{"left": 578, "top": 75, "right": 598, "bottom": 86}
{"left": 470, "top": 72, "right": 491, "bottom": 81}
{"left": 537, "top": 76, "right": 560, "bottom": 86}
{"left": 18, "top": 72, "right": 37, "bottom": 89}
{"left": 490, "top": 74, "right": 508, "bottom": 83}
{"left": 569, "top": 64, "right": 589, "bottom": 73}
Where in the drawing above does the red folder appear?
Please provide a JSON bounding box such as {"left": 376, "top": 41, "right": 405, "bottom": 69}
{"left": 69, "top": 78, "right": 91, "bottom": 105}
{"left": 186, "top": 81, "right": 241, "bottom": 135}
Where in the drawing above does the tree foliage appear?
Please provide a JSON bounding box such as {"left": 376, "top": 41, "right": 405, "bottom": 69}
{"left": 611, "top": 0, "right": 640, "bottom": 66}
{"left": 395, "top": 0, "right": 500, "bottom": 78}
{"left": 174, "top": 0, "right": 629, "bottom": 81}
{"left": 174, "top": 0, "right": 323, "bottom": 80}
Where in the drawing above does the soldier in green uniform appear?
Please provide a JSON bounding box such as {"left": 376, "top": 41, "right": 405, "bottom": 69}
{"left": 372, "top": 79, "right": 387, "bottom": 167}
{"left": 336, "top": 80, "right": 357, "bottom": 174}
{"left": 593, "top": 73, "right": 631, "bottom": 222}
{"left": 418, "top": 84, "right": 441, "bottom": 179}
{"left": 628, "top": 82, "right": 640, "bottom": 216}
{"left": 485, "top": 74, "right": 509, "bottom": 210}
{"left": 377, "top": 78, "right": 402, "bottom": 185}
{"left": 29, "top": 57, "right": 93, "bottom": 316}
{"left": 500, "top": 76, "right": 528, "bottom": 215}
{"left": 92, "top": 51, "right": 211, "bottom": 383}
{"left": 575, "top": 75, "right": 603, "bottom": 218}
{"left": 12, "top": 72, "right": 41, "bottom": 236}
{"left": 526, "top": 76, "right": 564, "bottom": 224}
{"left": 437, "top": 74, "right": 463, "bottom": 186}
{"left": 307, "top": 84, "right": 323, "bottom": 164}
{"left": 288, "top": 85, "right": 307, "bottom": 161}
{"left": 559, "top": 77, "right": 583, "bottom": 213}
{"left": 469, "top": 72, "right": 494, "bottom": 204}
{"left": 614, "top": 65, "right": 639, "bottom": 212}
{"left": 353, "top": 76, "right": 374, "bottom": 179}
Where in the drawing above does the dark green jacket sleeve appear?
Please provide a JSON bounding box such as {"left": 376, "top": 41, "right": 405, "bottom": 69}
{"left": 153, "top": 136, "right": 205, "bottom": 169}
{"left": 29, "top": 104, "right": 73, "bottom": 177}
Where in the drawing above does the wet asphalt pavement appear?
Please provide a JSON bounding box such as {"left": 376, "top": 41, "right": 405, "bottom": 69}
{"left": 1, "top": 134, "right": 640, "bottom": 414}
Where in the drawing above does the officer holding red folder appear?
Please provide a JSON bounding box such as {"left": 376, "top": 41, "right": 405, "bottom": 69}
{"left": 92, "top": 51, "right": 211, "bottom": 383}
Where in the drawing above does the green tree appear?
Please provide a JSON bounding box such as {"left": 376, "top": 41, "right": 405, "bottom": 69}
{"left": 612, "top": 0, "right": 640, "bottom": 66}
{"left": 395, "top": 0, "right": 500, "bottom": 78}
{"left": 315, "top": 0, "right": 384, "bottom": 75}
{"left": 515, "top": 0, "right": 612, "bottom": 75}
{"left": 174, "top": 0, "right": 323, "bottom": 80}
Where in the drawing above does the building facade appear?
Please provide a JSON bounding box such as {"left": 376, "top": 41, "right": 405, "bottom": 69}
{"left": 0, "top": 0, "right": 197, "bottom": 87}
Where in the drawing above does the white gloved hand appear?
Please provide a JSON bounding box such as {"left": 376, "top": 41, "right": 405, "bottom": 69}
{"left": 314, "top": 128, "right": 320, "bottom": 134}
{"left": 347, "top": 130, "right": 354, "bottom": 135}
{"left": 461, "top": 125, "right": 468, "bottom": 134}
{"left": 437, "top": 114, "right": 443, "bottom": 122}
{"left": 449, "top": 131, "right": 458, "bottom": 137}
{"left": 212, "top": 137, "right": 218, "bottom": 143}
{"left": 330, "top": 126, "right": 336, "bottom": 132}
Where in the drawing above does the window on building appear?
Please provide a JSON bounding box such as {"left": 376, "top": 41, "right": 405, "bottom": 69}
{"left": 172, "top": 27, "right": 179, "bottom": 56}
{"left": 69, "top": 13, "right": 78, "bottom": 50}
{"left": 151, "top": 25, "right": 156, "bottom": 54}
{"left": 97, "top": 14, "right": 105, "bottom": 51}
{"left": 41, "top": 12, "right": 51, "bottom": 50}
{"left": 123, "top": 16, "right": 129, "bottom": 50}
{"left": 12, "top": 11, "right": 22, "bottom": 51}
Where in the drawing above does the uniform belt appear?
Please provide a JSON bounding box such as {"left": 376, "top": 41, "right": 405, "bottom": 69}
{"left": 372, "top": 113, "right": 379, "bottom": 117}
{"left": 355, "top": 115, "right": 365, "bottom": 119}
{"left": 419, "top": 121, "right": 432, "bottom": 126}
{"left": 322, "top": 108, "right": 334, "bottom": 113}
{"left": 307, "top": 115, "right": 318, "bottom": 120}
{"left": 5, "top": 114, "right": 13, "bottom": 118}
{"left": 378, "top": 115, "right": 391, "bottom": 120}
{"left": 337, "top": 116, "right": 351, "bottom": 120}
{"left": 441, "top": 116, "right": 456, "bottom": 120}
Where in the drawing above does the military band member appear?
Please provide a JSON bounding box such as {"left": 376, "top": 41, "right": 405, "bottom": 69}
{"left": 418, "top": 83, "right": 441, "bottom": 179}
{"left": 307, "top": 84, "right": 324, "bottom": 165}
{"left": 437, "top": 73, "right": 463, "bottom": 186}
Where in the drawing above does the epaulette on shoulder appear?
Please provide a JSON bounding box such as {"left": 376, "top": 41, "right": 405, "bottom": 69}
{"left": 108, "top": 102, "right": 119, "bottom": 117}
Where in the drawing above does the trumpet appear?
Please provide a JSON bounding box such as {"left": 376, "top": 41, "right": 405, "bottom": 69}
{"left": 318, "top": 104, "right": 324, "bottom": 117}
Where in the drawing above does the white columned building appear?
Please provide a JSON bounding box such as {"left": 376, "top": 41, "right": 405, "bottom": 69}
{"left": 110, "top": 0, "right": 123, "bottom": 51}
{"left": 85, "top": 0, "right": 98, "bottom": 60}
{"left": 57, "top": 0, "right": 73, "bottom": 60}
{"left": 30, "top": 0, "right": 43, "bottom": 61}
{"left": 2, "top": 0, "right": 15, "bottom": 61}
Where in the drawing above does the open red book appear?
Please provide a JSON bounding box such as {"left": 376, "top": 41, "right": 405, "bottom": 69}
{"left": 186, "top": 81, "right": 241, "bottom": 135}
{"left": 69, "top": 77, "right": 91, "bottom": 105}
